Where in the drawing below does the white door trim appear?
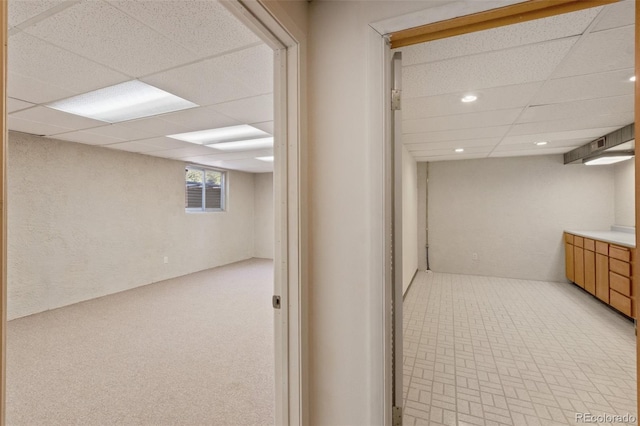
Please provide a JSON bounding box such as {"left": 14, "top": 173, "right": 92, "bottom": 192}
{"left": 222, "top": 2, "right": 305, "bottom": 424}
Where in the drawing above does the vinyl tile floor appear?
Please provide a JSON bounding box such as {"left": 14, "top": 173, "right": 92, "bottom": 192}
{"left": 402, "top": 272, "right": 637, "bottom": 426}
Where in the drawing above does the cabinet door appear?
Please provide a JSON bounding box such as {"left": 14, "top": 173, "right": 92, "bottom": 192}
{"left": 574, "top": 246, "right": 584, "bottom": 288}
{"left": 565, "top": 241, "right": 574, "bottom": 282}
{"left": 595, "top": 253, "right": 609, "bottom": 303}
{"left": 584, "top": 249, "right": 595, "bottom": 295}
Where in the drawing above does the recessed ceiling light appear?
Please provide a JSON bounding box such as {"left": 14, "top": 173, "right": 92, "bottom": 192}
{"left": 630, "top": 76, "right": 636, "bottom": 82}
{"left": 455, "top": 148, "right": 465, "bottom": 153}
{"left": 168, "top": 125, "right": 269, "bottom": 145}
{"left": 207, "top": 137, "right": 274, "bottom": 151}
{"left": 534, "top": 141, "right": 548, "bottom": 146}
{"left": 256, "top": 156, "right": 274, "bottom": 162}
{"left": 47, "top": 80, "right": 198, "bottom": 123}
{"left": 584, "top": 155, "right": 633, "bottom": 165}
{"left": 461, "top": 95, "right": 477, "bottom": 103}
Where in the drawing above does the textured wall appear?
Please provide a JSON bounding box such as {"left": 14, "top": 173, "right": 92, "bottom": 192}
{"left": 254, "top": 172, "right": 274, "bottom": 259}
{"left": 428, "top": 155, "right": 616, "bottom": 282}
{"left": 402, "top": 145, "right": 418, "bottom": 294}
{"left": 8, "top": 132, "right": 256, "bottom": 319}
{"left": 614, "top": 159, "right": 635, "bottom": 227}
{"left": 417, "top": 162, "right": 428, "bottom": 271}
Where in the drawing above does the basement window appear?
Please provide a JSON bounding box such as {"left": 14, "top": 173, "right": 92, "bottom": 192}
{"left": 185, "top": 166, "right": 225, "bottom": 212}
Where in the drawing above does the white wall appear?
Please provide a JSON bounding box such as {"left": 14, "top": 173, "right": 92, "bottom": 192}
{"left": 402, "top": 145, "right": 418, "bottom": 294}
{"left": 417, "top": 162, "right": 428, "bottom": 271}
{"left": 254, "top": 172, "right": 274, "bottom": 259}
{"left": 8, "top": 132, "right": 258, "bottom": 319}
{"left": 304, "top": 1, "right": 436, "bottom": 423}
{"left": 428, "top": 155, "right": 616, "bottom": 282}
{"left": 614, "top": 158, "right": 635, "bottom": 227}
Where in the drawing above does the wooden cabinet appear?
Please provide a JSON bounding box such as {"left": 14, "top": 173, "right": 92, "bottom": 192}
{"left": 564, "top": 232, "right": 634, "bottom": 318}
{"left": 584, "top": 248, "right": 595, "bottom": 295}
{"left": 574, "top": 246, "right": 584, "bottom": 288}
{"left": 565, "top": 236, "right": 574, "bottom": 282}
{"left": 595, "top": 253, "right": 609, "bottom": 303}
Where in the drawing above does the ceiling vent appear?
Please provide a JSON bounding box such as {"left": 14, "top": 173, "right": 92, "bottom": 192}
{"left": 563, "top": 123, "right": 634, "bottom": 164}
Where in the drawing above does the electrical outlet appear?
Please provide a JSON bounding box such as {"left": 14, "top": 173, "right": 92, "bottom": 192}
{"left": 164, "top": 256, "right": 169, "bottom": 264}
{"left": 472, "top": 253, "right": 478, "bottom": 261}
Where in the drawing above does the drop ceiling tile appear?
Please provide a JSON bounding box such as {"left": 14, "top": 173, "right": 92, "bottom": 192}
{"left": 211, "top": 94, "right": 274, "bottom": 125}
{"left": 401, "top": 7, "right": 600, "bottom": 66}
{"left": 209, "top": 45, "right": 273, "bottom": 96}
{"left": 8, "top": 71, "right": 74, "bottom": 104}
{"left": 24, "top": 0, "right": 198, "bottom": 77}
{"left": 9, "top": 0, "right": 69, "bottom": 28}
{"left": 552, "top": 26, "right": 634, "bottom": 79}
{"left": 133, "top": 137, "right": 194, "bottom": 151}
{"left": 159, "top": 106, "right": 241, "bottom": 131}
{"left": 142, "top": 57, "right": 256, "bottom": 107}
{"left": 120, "top": 117, "right": 192, "bottom": 138}
{"left": 103, "top": 141, "right": 162, "bottom": 153}
{"left": 413, "top": 153, "right": 488, "bottom": 162}
{"left": 8, "top": 116, "right": 72, "bottom": 136}
{"left": 501, "top": 128, "right": 621, "bottom": 145}
{"left": 404, "top": 108, "right": 522, "bottom": 134}
{"left": 509, "top": 114, "right": 631, "bottom": 137}
{"left": 51, "top": 130, "right": 123, "bottom": 145}
{"left": 108, "top": 0, "right": 260, "bottom": 57}
{"left": 10, "top": 106, "right": 105, "bottom": 133}
{"left": 409, "top": 145, "right": 494, "bottom": 157}
{"left": 534, "top": 69, "right": 634, "bottom": 105}
{"left": 78, "top": 124, "right": 155, "bottom": 141}
{"left": 149, "top": 145, "right": 218, "bottom": 159}
{"left": 493, "top": 139, "right": 585, "bottom": 151}
{"left": 403, "top": 37, "right": 577, "bottom": 98}
{"left": 402, "top": 82, "right": 542, "bottom": 120}
{"left": 7, "top": 97, "right": 34, "bottom": 113}
{"left": 403, "top": 125, "right": 510, "bottom": 144}
{"left": 252, "top": 121, "right": 274, "bottom": 134}
{"left": 9, "top": 32, "right": 130, "bottom": 100}
{"left": 592, "top": 0, "right": 634, "bottom": 32}
{"left": 489, "top": 147, "right": 571, "bottom": 157}
{"left": 405, "top": 138, "right": 502, "bottom": 152}
{"left": 519, "top": 94, "right": 633, "bottom": 124}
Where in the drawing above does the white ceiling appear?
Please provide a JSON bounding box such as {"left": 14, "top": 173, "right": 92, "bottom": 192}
{"left": 396, "top": 0, "right": 636, "bottom": 162}
{"left": 7, "top": 0, "right": 274, "bottom": 173}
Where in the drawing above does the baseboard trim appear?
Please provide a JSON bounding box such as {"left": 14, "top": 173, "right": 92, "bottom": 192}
{"left": 403, "top": 268, "right": 419, "bottom": 300}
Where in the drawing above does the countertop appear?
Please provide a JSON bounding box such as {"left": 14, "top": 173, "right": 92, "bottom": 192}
{"left": 565, "top": 230, "right": 636, "bottom": 248}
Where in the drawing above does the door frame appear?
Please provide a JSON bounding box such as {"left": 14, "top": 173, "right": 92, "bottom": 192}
{"left": 379, "top": 0, "right": 639, "bottom": 421}
{"left": 0, "top": 0, "right": 305, "bottom": 424}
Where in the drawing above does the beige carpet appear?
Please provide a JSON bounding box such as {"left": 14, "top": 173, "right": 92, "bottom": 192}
{"left": 6, "top": 258, "right": 275, "bottom": 426}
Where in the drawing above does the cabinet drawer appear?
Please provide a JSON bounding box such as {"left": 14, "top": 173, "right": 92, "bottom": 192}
{"left": 583, "top": 238, "right": 595, "bottom": 252}
{"left": 574, "top": 236, "right": 584, "bottom": 248}
{"left": 610, "top": 290, "right": 632, "bottom": 317}
{"left": 610, "top": 258, "right": 631, "bottom": 277}
{"left": 596, "top": 241, "right": 609, "bottom": 255}
{"left": 609, "top": 272, "right": 631, "bottom": 297}
{"left": 564, "top": 233, "right": 574, "bottom": 244}
{"left": 610, "top": 245, "right": 631, "bottom": 262}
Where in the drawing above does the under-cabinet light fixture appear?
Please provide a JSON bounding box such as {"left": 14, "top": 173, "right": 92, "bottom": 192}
{"left": 256, "top": 156, "right": 274, "bottom": 162}
{"left": 583, "top": 153, "right": 633, "bottom": 165}
{"left": 534, "top": 141, "right": 548, "bottom": 146}
{"left": 630, "top": 76, "right": 636, "bottom": 82}
{"left": 47, "top": 80, "right": 198, "bottom": 123}
{"left": 461, "top": 95, "right": 477, "bottom": 103}
{"left": 455, "top": 148, "right": 465, "bottom": 153}
{"left": 168, "top": 125, "right": 269, "bottom": 145}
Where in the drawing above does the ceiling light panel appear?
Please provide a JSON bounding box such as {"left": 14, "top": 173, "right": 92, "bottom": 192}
{"left": 207, "top": 137, "right": 274, "bottom": 151}
{"left": 47, "top": 81, "right": 198, "bottom": 123}
{"left": 169, "top": 125, "right": 269, "bottom": 145}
